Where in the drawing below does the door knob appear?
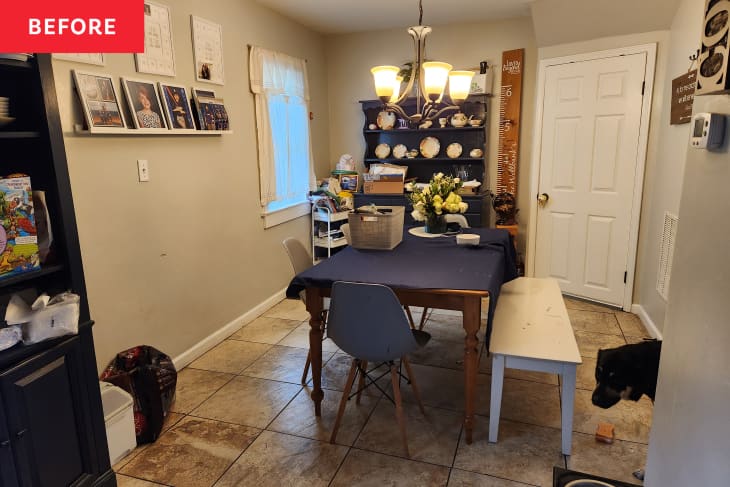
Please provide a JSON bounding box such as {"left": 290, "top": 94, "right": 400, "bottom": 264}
{"left": 537, "top": 193, "right": 550, "bottom": 207}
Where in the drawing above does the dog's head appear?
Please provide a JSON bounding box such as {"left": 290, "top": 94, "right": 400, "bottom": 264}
{"left": 592, "top": 347, "right": 644, "bottom": 408}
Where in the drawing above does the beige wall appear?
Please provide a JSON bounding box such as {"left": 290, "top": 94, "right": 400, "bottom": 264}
{"left": 52, "top": 0, "right": 329, "bottom": 370}
{"left": 633, "top": 0, "right": 703, "bottom": 333}
{"left": 646, "top": 0, "right": 730, "bottom": 479}
{"left": 325, "top": 17, "right": 537, "bottom": 253}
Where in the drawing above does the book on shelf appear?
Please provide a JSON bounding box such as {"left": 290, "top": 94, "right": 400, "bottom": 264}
{"left": 0, "top": 174, "right": 41, "bottom": 279}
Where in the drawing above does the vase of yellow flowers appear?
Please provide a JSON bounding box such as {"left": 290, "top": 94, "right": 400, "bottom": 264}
{"left": 406, "top": 173, "right": 468, "bottom": 234}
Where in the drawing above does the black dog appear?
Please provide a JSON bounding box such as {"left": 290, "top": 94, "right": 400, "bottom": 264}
{"left": 592, "top": 340, "right": 662, "bottom": 409}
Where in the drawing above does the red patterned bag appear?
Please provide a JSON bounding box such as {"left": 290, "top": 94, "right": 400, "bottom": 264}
{"left": 100, "top": 346, "right": 177, "bottom": 444}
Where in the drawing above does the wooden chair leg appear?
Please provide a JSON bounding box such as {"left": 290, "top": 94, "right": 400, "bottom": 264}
{"left": 402, "top": 357, "right": 426, "bottom": 416}
{"left": 418, "top": 308, "right": 429, "bottom": 331}
{"left": 330, "top": 359, "right": 359, "bottom": 445}
{"left": 390, "top": 362, "right": 410, "bottom": 457}
{"left": 301, "top": 350, "right": 311, "bottom": 385}
{"left": 404, "top": 306, "right": 416, "bottom": 330}
{"left": 355, "top": 360, "right": 368, "bottom": 405}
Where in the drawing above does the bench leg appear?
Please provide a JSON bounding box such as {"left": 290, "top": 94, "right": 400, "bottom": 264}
{"left": 489, "top": 354, "right": 505, "bottom": 443}
{"left": 560, "top": 363, "right": 577, "bottom": 455}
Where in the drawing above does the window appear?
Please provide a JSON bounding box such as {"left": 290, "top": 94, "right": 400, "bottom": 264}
{"left": 249, "top": 47, "right": 315, "bottom": 228}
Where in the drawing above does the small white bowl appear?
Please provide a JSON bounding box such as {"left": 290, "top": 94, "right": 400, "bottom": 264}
{"left": 456, "top": 233, "right": 480, "bottom": 246}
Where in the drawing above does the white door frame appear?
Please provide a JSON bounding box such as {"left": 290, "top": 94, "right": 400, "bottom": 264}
{"left": 526, "top": 43, "right": 657, "bottom": 311}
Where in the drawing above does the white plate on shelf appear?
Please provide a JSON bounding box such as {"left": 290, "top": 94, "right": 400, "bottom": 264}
{"left": 446, "top": 142, "right": 462, "bottom": 159}
{"left": 392, "top": 144, "right": 407, "bottom": 159}
{"left": 419, "top": 136, "right": 440, "bottom": 158}
{"left": 374, "top": 143, "right": 391, "bottom": 159}
{"left": 408, "top": 227, "right": 443, "bottom": 238}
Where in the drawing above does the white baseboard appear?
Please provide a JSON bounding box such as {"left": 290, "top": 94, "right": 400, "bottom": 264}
{"left": 631, "top": 304, "right": 663, "bottom": 340}
{"left": 173, "top": 287, "right": 288, "bottom": 370}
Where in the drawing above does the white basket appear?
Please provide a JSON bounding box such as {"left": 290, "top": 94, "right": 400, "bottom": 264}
{"left": 100, "top": 382, "right": 136, "bottom": 465}
{"left": 348, "top": 206, "right": 405, "bottom": 250}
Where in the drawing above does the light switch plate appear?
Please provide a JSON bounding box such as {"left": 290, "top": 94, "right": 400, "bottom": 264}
{"left": 137, "top": 159, "right": 149, "bottom": 182}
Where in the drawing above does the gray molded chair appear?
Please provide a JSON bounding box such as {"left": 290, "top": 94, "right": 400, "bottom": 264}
{"left": 340, "top": 223, "right": 425, "bottom": 330}
{"left": 445, "top": 213, "right": 470, "bottom": 228}
{"left": 282, "top": 237, "right": 325, "bottom": 384}
{"left": 328, "top": 281, "right": 431, "bottom": 456}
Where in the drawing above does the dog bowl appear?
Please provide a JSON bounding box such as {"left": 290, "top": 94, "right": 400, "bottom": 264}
{"left": 456, "top": 233, "right": 480, "bottom": 246}
{"left": 565, "top": 480, "right": 616, "bottom": 487}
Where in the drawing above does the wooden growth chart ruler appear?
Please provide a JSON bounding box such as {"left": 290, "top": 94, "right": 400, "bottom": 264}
{"left": 496, "top": 48, "right": 524, "bottom": 196}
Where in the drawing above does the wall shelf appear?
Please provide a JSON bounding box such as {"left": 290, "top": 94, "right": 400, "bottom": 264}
{"left": 73, "top": 124, "right": 233, "bottom": 136}
{"left": 0, "top": 264, "right": 64, "bottom": 290}
{"left": 0, "top": 131, "right": 41, "bottom": 139}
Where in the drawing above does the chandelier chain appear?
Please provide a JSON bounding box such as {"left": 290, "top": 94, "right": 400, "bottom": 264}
{"left": 418, "top": 0, "right": 423, "bottom": 26}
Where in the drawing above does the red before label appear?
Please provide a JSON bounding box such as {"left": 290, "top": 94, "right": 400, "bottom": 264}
{"left": 1, "top": 0, "right": 144, "bottom": 53}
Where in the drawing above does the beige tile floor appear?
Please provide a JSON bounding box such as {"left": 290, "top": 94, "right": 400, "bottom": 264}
{"left": 115, "top": 296, "right": 653, "bottom": 487}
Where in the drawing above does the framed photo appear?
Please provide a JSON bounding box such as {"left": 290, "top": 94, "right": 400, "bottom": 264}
{"left": 135, "top": 1, "right": 176, "bottom": 77}
{"left": 191, "top": 87, "right": 215, "bottom": 129}
{"left": 72, "top": 70, "right": 126, "bottom": 132}
{"left": 53, "top": 53, "right": 105, "bottom": 66}
{"left": 121, "top": 78, "right": 167, "bottom": 129}
{"left": 158, "top": 83, "right": 195, "bottom": 130}
{"left": 196, "top": 96, "right": 229, "bottom": 131}
{"left": 191, "top": 16, "right": 225, "bottom": 85}
{"left": 339, "top": 174, "right": 359, "bottom": 192}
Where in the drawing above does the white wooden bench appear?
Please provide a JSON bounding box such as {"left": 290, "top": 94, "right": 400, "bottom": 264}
{"left": 488, "top": 277, "right": 582, "bottom": 455}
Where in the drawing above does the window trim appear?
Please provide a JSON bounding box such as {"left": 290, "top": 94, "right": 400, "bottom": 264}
{"left": 261, "top": 201, "right": 310, "bottom": 229}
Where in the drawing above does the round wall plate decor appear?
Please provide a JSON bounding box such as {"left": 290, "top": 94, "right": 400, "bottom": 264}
{"left": 419, "top": 136, "right": 440, "bottom": 158}
{"left": 392, "top": 144, "right": 408, "bottom": 159}
{"left": 446, "top": 142, "right": 463, "bottom": 159}
{"left": 375, "top": 143, "right": 391, "bottom": 159}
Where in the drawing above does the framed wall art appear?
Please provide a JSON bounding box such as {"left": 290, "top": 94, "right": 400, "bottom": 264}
{"left": 121, "top": 78, "right": 168, "bottom": 129}
{"left": 191, "top": 16, "right": 225, "bottom": 85}
{"left": 696, "top": 0, "right": 730, "bottom": 95}
{"left": 158, "top": 83, "right": 195, "bottom": 130}
{"left": 72, "top": 70, "right": 126, "bottom": 132}
{"left": 53, "top": 53, "right": 105, "bottom": 66}
{"left": 135, "top": 1, "right": 176, "bottom": 77}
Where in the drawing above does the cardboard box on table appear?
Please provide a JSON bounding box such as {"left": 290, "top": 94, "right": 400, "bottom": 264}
{"left": 363, "top": 173, "right": 404, "bottom": 194}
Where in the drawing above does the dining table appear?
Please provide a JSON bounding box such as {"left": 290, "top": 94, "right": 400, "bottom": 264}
{"left": 286, "top": 226, "right": 518, "bottom": 444}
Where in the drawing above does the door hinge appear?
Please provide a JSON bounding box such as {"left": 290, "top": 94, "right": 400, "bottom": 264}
{"left": 624, "top": 271, "right": 627, "bottom": 283}
{"left": 641, "top": 81, "right": 645, "bottom": 95}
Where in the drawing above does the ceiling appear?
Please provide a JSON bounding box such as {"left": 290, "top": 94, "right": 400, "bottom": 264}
{"left": 253, "top": 0, "right": 534, "bottom": 35}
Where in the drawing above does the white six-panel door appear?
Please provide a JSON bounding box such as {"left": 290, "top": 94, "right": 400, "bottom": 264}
{"left": 534, "top": 53, "right": 647, "bottom": 306}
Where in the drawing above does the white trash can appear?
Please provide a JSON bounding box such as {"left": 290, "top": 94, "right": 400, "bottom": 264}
{"left": 100, "top": 381, "right": 136, "bottom": 465}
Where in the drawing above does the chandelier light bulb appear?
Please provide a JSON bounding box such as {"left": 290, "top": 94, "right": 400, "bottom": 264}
{"left": 371, "top": 66, "right": 400, "bottom": 103}
{"left": 448, "top": 70, "right": 475, "bottom": 105}
{"left": 422, "top": 61, "right": 452, "bottom": 101}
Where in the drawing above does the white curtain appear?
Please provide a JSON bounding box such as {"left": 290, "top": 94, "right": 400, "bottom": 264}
{"left": 249, "top": 46, "right": 315, "bottom": 207}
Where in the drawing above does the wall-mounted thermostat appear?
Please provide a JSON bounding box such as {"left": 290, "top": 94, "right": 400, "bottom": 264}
{"left": 690, "top": 112, "right": 725, "bottom": 149}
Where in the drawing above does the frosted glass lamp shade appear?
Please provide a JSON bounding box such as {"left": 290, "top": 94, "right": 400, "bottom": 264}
{"left": 389, "top": 76, "right": 403, "bottom": 103}
{"left": 448, "top": 70, "right": 474, "bottom": 104}
{"left": 371, "top": 66, "right": 400, "bottom": 103}
{"left": 422, "top": 61, "right": 452, "bottom": 101}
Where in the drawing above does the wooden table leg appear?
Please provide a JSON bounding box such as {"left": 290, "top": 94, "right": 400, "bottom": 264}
{"left": 462, "top": 294, "right": 482, "bottom": 444}
{"left": 306, "top": 286, "right": 324, "bottom": 416}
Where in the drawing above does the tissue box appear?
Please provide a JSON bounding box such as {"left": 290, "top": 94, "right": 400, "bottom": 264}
{"left": 0, "top": 175, "right": 40, "bottom": 279}
{"left": 363, "top": 173, "right": 404, "bottom": 194}
{"left": 470, "top": 72, "right": 493, "bottom": 95}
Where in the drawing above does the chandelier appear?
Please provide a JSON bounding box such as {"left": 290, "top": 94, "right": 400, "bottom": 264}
{"left": 370, "top": 0, "right": 474, "bottom": 124}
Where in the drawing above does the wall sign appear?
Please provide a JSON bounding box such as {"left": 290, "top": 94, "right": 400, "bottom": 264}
{"left": 496, "top": 48, "right": 524, "bottom": 197}
{"left": 696, "top": 0, "right": 730, "bottom": 95}
{"left": 670, "top": 70, "right": 697, "bottom": 124}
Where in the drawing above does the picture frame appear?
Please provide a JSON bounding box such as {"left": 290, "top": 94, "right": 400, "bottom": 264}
{"left": 72, "top": 70, "right": 126, "bottom": 132}
{"left": 135, "top": 1, "right": 176, "bottom": 77}
{"left": 191, "top": 87, "right": 216, "bottom": 129}
{"left": 696, "top": 0, "right": 730, "bottom": 95}
{"left": 158, "top": 83, "right": 195, "bottom": 130}
{"left": 196, "top": 96, "right": 229, "bottom": 131}
{"left": 191, "top": 16, "right": 225, "bottom": 85}
{"left": 338, "top": 174, "right": 359, "bottom": 192}
{"left": 121, "top": 78, "right": 168, "bottom": 129}
{"left": 53, "top": 53, "right": 105, "bottom": 66}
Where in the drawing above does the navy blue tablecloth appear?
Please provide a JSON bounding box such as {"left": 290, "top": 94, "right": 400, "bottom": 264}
{"left": 286, "top": 227, "right": 518, "bottom": 342}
